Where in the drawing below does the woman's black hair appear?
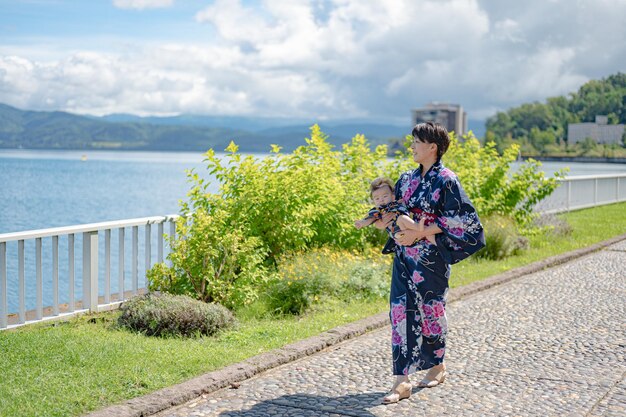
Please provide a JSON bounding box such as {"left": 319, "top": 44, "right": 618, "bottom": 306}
{"left": 411, "top": 121, "right": 450, "bottom": 160}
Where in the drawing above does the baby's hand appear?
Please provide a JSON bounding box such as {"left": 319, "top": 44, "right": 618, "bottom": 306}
{"left": 425, "top": 234, "right": 436, "bottom": 244}
{"left": 354, "top": 219, "right": 367, "bottom": 229}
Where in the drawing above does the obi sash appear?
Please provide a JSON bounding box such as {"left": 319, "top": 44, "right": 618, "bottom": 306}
{"left": 409, "top": 207, "right": 437, "bottom": 226}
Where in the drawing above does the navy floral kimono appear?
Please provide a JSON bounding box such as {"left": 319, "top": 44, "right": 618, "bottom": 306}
{"left": 389, "top": 161, "right": 485, "bottom": 375}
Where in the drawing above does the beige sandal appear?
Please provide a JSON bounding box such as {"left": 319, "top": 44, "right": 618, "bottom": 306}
{"left": 381, "top": 381, "right": 412, "bottom": 404}
{"left": 418, "top": 366, "right": 447, "bottom": 388}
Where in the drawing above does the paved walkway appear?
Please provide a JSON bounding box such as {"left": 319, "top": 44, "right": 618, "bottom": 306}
{"left": 155, "top": 242, "right": 626, "bottom": 417}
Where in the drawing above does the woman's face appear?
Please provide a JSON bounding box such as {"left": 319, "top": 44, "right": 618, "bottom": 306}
{"left": 410, "top": 136, "right": 437, "bottom": 164}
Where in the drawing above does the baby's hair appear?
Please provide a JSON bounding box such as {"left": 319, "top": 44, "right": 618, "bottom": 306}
{"left": 370, "top": 177, "right": 394, "bottom": 197}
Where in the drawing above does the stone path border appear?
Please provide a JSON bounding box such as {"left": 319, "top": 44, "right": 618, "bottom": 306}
{"left": 86, "top": 232, "right": 626, "bottom": 417}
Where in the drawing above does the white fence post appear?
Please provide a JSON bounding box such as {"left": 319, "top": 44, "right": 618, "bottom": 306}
{"left": 145, "top": 224, "right": 151, "bottom": 284}
{"left": 0, "top": 242, "right": 6, "bottom": 329}
{"left": 36, "top": 237, "right": 43, "bottom": 320}
{"left": 68, "top": 233, "right": 75, "bottom": 312}
{"left": 118, "top": 228, "right": 125, "bottom": 302}
{"left": 566, "top": 181, "right": 571, "bottom": 212}
{"left": 132, "top": 226, "right": 138, "bottom": 295}
{"left": 105, "top": 229, "right": 111, "bottom": 304}
{"left": 157, "top": 222, "right": 164, "bottom": 263}
{"left": 18, "top": 239, "right": 25, "bottom": 324}
{"left": 82, "top": 231, "right": 99, "bottom": 313}
{"left": 52, "top": 235, "right": 59, "bottom": 316}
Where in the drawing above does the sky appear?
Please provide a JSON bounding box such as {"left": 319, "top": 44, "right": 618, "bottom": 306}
{"left": 1, "top": 0, "right": 625, "bottom": 124}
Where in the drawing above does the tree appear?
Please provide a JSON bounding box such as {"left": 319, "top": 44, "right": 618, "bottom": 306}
{"left": 485, "top": 72, "right": 626, "bottom": 156}
{"left": 580, "top": 137, "right": 597, "bottom": 154}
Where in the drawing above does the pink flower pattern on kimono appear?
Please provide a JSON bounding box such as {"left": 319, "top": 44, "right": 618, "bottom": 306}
{"left": 440, "top": 216, "right": 465, "bottom": 238}
{"left": 422, "top": 304, "right": 434, "bottom": 317}
{"left": 429, "top": 321, "right": 442, "bottom": 335}
{"left": 420, "top": 299, "right": 447, "bottom": 340}
{"left": 404, "top": 245, "right": 419, "bottom": 258}
{"left": 392, "top": 329, "right": 403, "bottom": 345}
{"left": 412, "top": 271, "right": 425, "bottom": 284}
{"left": 402, "top": 179, "right": 420, "bottom": 203}
{"left": 391, "top": 303, "right": 406, "bottom": 325}
{"left": 432, "top": 188, "right": 441, "bottom": 202}
{"left": 440, "top": 168, "right": 455, "bottom": 179}
{"left": 432, "top": 301, "right": 445, "bottom": 318}
{"left": 434, "top": 348, "right": 445, "bottom": 359}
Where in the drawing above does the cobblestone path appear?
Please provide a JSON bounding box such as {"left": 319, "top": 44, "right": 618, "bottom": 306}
{"left": 156, "top": 242, "right": 626, "bottom": 417}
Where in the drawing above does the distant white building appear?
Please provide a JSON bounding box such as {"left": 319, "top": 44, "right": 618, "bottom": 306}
{"left": 411, "top": 103, "right": 467, "bottom": 136}
{"left": 567, "top": 115, "right": 625, "bottom": 145}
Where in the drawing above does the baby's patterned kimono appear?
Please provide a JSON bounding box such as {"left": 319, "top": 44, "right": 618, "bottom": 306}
{"left": 390, "top": 161, "right": 485, "bottom": 375}
{"left": 362, "top": 200, "right": 410, "bottom": 236}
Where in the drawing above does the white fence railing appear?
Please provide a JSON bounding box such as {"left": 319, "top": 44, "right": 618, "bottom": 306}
{"left": 535, "top": 173, "right": 626, "bottom": 214}
{"left": 0, "top": 215, "right": 179, "bottom": 330}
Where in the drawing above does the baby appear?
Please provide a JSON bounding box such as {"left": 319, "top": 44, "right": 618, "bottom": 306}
{"left": 354, "top": 178, "right": 410, "bottom": 235}
{"left": 355, "top": 177, "right": 435, "bottom": 253}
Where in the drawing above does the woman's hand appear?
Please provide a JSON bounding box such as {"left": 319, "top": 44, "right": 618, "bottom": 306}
{"left": 394, "top": 228, "right": 421, "bottom": 246}
{"left": 396, "top": 215, "right": 417, "bottom": 230}
{"left": 373, "top": 212, "right": 395, "bottom": 230}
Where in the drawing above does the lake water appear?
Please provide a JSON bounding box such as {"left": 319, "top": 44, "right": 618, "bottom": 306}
{"left": 1, "top": 149, "right": 625, "bottom": 314}
{"left": 2, "top": 149, "right": 626, "bottom": 234}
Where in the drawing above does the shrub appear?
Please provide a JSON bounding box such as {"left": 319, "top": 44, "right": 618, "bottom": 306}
{"left": 340, "top": 262, "right": 390, "bottom": 300}
{"left": 117, "top": 292, "right": 236, "bottom": 338}
{"left": 265, "top": 276, "right": 317, "bottom": 315}
{"left": 265, "top": 248, "right": 391, "bottom": 315}
{"left": 153, "top": 126, "right": 563, "bottom": 311}
{"left": 147, "top": 207, "right": 269, "bottom": 309}
{"left": 185, "top": 127, "right": 393, "bottom": 264}
{"left": 477, "top": 215, "right": 529, "bottom": 260}
{"left": 265, "top": 249, "right": 340, "bottom": 315}
{"left": 440, "top": 132, "right": 568, "bottom": 229}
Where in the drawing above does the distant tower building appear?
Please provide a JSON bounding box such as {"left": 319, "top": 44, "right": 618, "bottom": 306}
{"left": 411, "top": 103, "right": 467, "bottom": 136}
{"left": 567, "top": 115, "right": 625, "bottom": 145}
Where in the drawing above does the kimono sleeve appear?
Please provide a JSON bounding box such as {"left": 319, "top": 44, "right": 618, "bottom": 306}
{"left": 435, "top": 177, "right": 485, "bottom": 264}
{"left": 363, "top": 207, "right": 382, "bottom": 222}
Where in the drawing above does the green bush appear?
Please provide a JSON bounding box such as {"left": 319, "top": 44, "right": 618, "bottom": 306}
{"left": 265, "top": 248, "right": 391, "bottom": 315}
{"left": 117, "top": 292, "right": 236, "bottom": 337}
{"left": 442, "top": 132, "right": 568, "bottom": 229}
{"left": 265, "top": 248, "right": 340, "bottom": 315}
{"left": 147, "top": 207, "right": 269, "bottom": 309}
{"left": 151, "top": 126, "right": 563, "bottom": 312}
{"left": 477, "top": 215, "right": 529, "bottom": 260}
{"left": 340, "top": 262, "right": 390, "bottom": 300}
{"left": 265, "top": 276, "right": 319, "bottom": 315}
{"left": 185, "top": 127, "right": 393, "bottom": 263}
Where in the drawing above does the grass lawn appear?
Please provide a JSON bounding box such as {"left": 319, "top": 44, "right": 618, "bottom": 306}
{"left": 1, "top": 202, "right": 625, "bottom": 417}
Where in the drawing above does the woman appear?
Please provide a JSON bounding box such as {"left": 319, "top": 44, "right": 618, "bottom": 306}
{"left": 375, "top": 122, "right": 485, "bottom": 404}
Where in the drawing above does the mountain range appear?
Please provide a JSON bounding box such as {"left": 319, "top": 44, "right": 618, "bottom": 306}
{"left": 0, "top": 103, "right": 485, "bottom": 152}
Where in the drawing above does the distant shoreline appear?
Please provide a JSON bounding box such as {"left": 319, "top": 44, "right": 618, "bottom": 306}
{"left": 521, "top": 156, "right": 626, "bottom": 164}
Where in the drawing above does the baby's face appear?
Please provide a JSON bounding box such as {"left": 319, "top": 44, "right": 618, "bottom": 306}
{"left": 372, "top": 187, "right": 394, "bottom": 207}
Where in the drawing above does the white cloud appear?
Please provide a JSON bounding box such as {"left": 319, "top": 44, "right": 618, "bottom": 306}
{"left": 1, "top": 0, "right": 625, "bottom": 122}
{"left": 112, "top": 0, "right": 174, "bottom": 10}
